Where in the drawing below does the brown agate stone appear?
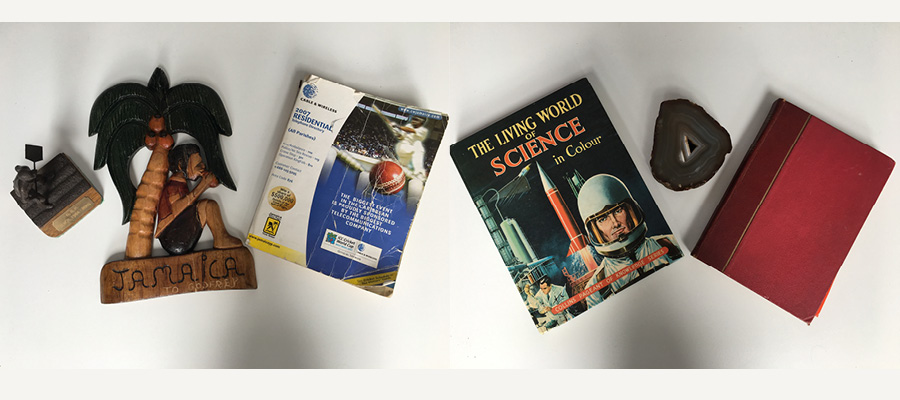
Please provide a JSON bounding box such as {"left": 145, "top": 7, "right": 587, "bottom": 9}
{"left": 650, "top": 99, "right": 732, "bottom": 191}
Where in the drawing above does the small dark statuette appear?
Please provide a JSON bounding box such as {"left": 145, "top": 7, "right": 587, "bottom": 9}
{"left": 650, "top": 99, "right": 732, "bottom": 191}
{"left": 10, "top": 144, "right": 102, "bottom": 236}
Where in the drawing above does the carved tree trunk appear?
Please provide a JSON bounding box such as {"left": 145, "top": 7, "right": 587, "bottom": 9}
{"left": 125, "top": 146, "right": 169, "bottom": 259}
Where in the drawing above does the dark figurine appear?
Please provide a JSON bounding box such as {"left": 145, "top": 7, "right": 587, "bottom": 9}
{"left": 13, "top": 144, "right": 53, "bottom": 208}
{"left": 10, "top": 144, "right": 102, "bottom": 236}
{"left": 13, "top": 165, "right": 53, "bottom": 209}
{"left": 90, "top": 67, "right": 256, "bottom": 303}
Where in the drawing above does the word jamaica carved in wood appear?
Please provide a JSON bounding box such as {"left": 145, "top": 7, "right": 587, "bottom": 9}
{"left": 89, "top": 67, "right": 256, "bottom": 303}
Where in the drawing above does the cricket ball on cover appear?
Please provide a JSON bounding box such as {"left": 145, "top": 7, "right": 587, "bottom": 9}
{"left": 370, "top": 160, "right": 406, "bottom": 195}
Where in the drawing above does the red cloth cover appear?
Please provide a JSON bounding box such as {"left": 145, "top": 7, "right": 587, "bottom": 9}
{"left": 692, "top": 99, "right": 894, "bottom": 324}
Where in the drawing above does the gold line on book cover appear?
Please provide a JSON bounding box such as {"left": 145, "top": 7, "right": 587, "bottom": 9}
{"left": 721, "top": 114, "right": 810, "bottom": 272}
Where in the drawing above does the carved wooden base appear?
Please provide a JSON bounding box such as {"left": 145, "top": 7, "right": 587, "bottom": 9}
{"left": 100, "top": 246, "right": 256, "bottom": 304}
{"left": 42, "top": 187, "right": 101, "bottom": 237}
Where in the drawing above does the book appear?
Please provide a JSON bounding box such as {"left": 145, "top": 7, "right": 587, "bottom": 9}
{"left": 450, "top": 78, "right": 683, "bottom": 333}
{"left": 246, "top": 75, "right": 448, "bottom": 297}
{"left": 692, "top": 99, "right": 895, "bottom": 324}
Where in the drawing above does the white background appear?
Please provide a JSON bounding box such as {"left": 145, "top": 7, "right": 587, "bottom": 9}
{"left": 1, "top": 23, "right": 898, "bottom": 368}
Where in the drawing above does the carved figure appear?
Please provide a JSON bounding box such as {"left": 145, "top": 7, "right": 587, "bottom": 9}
{"left": 13, "top": 165, "right": 53, "bottom": 209}
{"left": 90, "top": 68, "right": 256, "bottom": 303}
{"left": 155, "top": 144, "right": 242, "bottom": 255}
{"left": 89, "top": 68, "right": 236, "bottom": 259}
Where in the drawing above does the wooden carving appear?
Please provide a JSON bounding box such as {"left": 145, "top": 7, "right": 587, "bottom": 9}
{"left": 90, "top": 68, "right": 255, "bottom": 303}
{"left": 100, "top": 247, "right": 256, "bottom": 304}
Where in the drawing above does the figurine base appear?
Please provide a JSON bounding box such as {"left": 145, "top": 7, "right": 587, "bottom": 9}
{"left": 100, "top": 246, "right": 257, "bottom": 304}
{"left": 11, "top": 153, "right": 102, "bottom": 237}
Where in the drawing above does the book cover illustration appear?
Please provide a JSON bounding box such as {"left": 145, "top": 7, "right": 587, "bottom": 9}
{"left": 451, "top": 78, "right": 683, "bottom": 332}
{"left": 247, "top": 75, "right": 448, "bottom": 297}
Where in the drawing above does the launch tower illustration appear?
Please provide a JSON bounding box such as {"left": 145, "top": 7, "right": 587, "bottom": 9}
{"left": 475, "top": 162, "right": 600, "bottom": 290}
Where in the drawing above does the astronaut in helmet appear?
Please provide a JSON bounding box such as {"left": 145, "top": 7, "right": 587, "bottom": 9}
{"left": 577, "top": 174, "right": 680, "bottom": 308}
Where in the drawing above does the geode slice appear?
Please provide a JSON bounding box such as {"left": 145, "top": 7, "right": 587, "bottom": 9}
{"left": 650, "top": 99, "right": 732, "bottom": 191}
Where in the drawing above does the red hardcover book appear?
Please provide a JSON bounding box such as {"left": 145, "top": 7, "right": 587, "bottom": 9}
{"left": 692, "top": 99, "right": 894, "bottom": 324}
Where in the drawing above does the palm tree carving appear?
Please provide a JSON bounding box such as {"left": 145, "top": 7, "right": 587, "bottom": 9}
{"left": 89, "top": 68, "right": 235, "bottom": 259}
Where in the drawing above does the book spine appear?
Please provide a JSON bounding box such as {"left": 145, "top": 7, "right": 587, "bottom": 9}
{"left": 692, "top": 100, "right": 782, "bottom": 267}
{"left": 692, "top": 99, "right": 809, "bottom": 272}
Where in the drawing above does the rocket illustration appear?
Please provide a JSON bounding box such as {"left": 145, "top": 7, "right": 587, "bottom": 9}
{"left": 536, "top": 162, "right": 589, "bottom": 256}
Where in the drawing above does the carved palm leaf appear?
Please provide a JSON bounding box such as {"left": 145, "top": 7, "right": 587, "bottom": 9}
{"left": 164, "top": 83, "right": 235, "bottom": 190}
{"left": 89, "top": 80, "right": 160, "bottom": 224}
{"left": 89, "top": 68, "right": 235, "bottom": 224}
